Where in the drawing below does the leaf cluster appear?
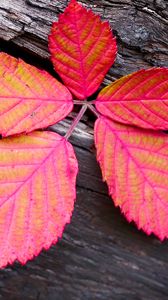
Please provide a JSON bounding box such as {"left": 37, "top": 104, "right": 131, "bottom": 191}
{"left": 0, "top": 0, "right": 167, "bottom": 268}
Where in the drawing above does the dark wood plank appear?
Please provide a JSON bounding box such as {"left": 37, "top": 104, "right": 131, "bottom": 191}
{"left": 0, "top": 1, "right": 168, "bottom": 299}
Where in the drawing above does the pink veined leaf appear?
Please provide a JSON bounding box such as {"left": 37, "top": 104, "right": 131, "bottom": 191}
{"left": 0, "top": 52, "right": 73, "bottom": 137}
{"left": 95, "top": 68, "right": 168, "bottom": 130}
{"left": 95, "top": 116, "right": 168, "bottom": 240}
{"left": 49, "top": 0, "right": 117, "bottom": 99}
{"left": 0, "top": 131, "right": 78, "bottom": 268}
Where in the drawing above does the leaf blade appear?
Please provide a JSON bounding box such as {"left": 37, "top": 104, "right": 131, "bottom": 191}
{"left": 95, "top": 116, "right": 168, "bottom": 240}
{"left": 0, "top": 52, "right": 73, "bottom": 136}
{"left": 96, "top": 68, "right": 168, "bottom": 130}
{"left": 0, "top": 131, "right": 78, "bottom": 268}
{"left": 49, "top": 0, "right": 117, "bottom": 99}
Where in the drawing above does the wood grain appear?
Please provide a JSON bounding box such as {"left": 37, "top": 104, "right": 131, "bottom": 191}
{"left": 0, "top": 1, "right": 168, "bottom": 299}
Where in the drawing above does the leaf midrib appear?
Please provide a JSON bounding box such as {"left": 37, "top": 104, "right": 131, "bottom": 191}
{"left": 0, "top": 138, "right": 65, "bottom": 209}
{"left": 103, "top": 117, "right": 168, "bottom": 210}
{"left": 0, "top": 95, "right": 72, "bottom": 102}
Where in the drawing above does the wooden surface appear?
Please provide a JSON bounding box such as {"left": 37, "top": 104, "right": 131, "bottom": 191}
{"left": 0, "top": 0, "right": 168, "bottom": 299}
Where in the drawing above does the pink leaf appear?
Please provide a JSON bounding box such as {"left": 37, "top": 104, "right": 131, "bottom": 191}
{"left": 0, "top": 52, "right": 73, "bottom": 137}
{"left": 0, "top": 131, "right": 78, "bottom": 268}
{"left": 95, "top": 116, "right": 168, "bottom": 240}
{"left": 96, "top": 68, "right": 168, "bottom": 130}
{"left": 49, "top": 0, "right": 117, "bottom": 99}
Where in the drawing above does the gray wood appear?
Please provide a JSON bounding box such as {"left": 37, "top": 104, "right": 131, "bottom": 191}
{"left": 0, "top": 1, "right": 168, "bottom": 299}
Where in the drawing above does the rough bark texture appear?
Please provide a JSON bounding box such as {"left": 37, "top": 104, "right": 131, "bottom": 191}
{"left": 0, "top": 1, "right": 168, "bottom": 299}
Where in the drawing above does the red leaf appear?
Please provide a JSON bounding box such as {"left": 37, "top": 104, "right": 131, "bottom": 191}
{"left": 96, "top": 68, "right": 168, "bottom": 130}
{"left": 49, "top": 0, "right": 117, "bottom": 99}
{"left": 0, "top": 52, "right": 73, "bottom": 137}
{"left": 0, "top": 131, "right": 78, "bottom": 268}
{"left": 95, "top": 116, "right": 168, "bottom": 240}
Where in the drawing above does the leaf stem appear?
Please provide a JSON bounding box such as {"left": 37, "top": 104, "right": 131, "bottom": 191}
{"left": 73, "top": 100, "right": 87, "bottom": 105}
{"left": 65, "top": 104, "right": 88, "bottom": 140}
{"left": 87, "top": 104, "right": 100, "bottom": 118}
{"left": 73, "top": 100, "right": 95, "bottom": 105}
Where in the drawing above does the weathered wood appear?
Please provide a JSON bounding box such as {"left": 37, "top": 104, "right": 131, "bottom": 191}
{"left": 0, "top": 1, "right": 168, "bottom": 299}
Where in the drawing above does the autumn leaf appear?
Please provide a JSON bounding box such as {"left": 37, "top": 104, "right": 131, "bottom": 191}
{"left": 95, "top": 116, "right": 168, "bottom": 240}
{"left": 0, "top": 52, "right": 73, "bottom": 137}
{"left": 0, "top": 131, "right": 78, "bottom": 268}
{"left": 95, "top": 68, "right": 168, "bottom": 130}
{"left": 49, "top": 0, "right": 117, "bottom": 99}
{"left": 0, "top": 0, "right": 168, "bottom": 273}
